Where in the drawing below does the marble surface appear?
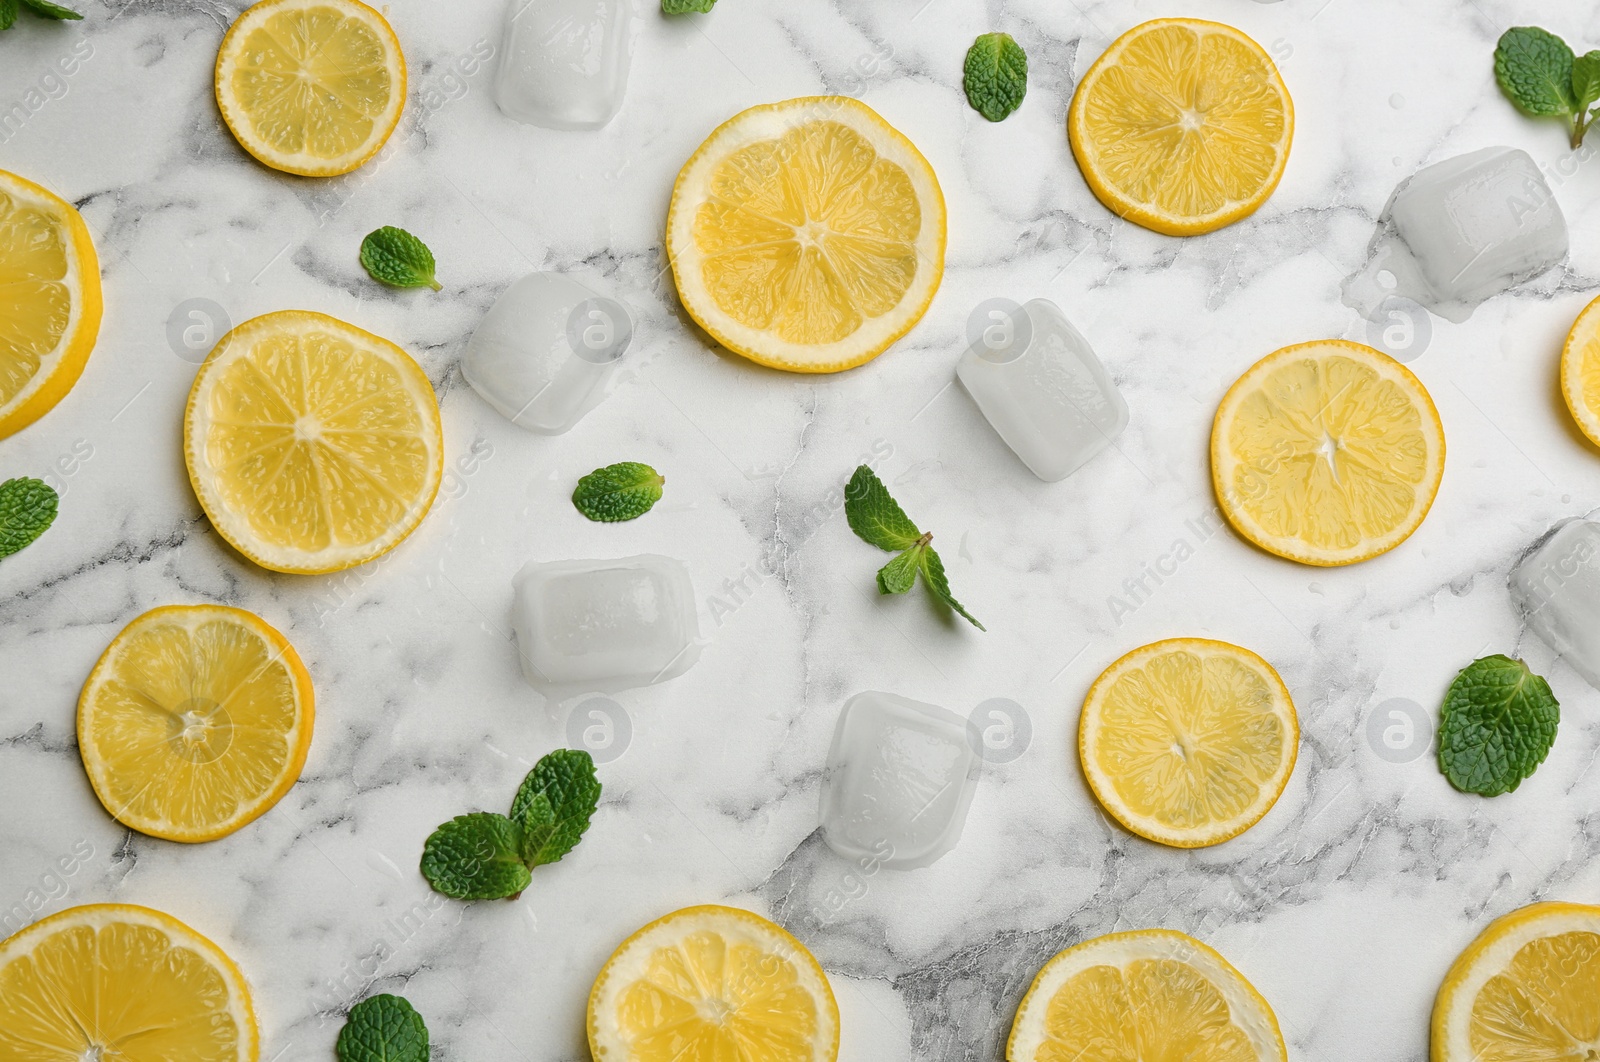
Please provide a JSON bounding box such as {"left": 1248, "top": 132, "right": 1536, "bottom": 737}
{"left": 3, "top": 0, "right": 1600, "bottom": 1059}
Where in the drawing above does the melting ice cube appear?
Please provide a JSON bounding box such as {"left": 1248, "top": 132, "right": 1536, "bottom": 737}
{"left": 819, "top": 692, "right": 980, "bottom": 870}
{"left": 512, "top": 555, "right": 700, "bottom": 695}
{"left": 1510, "top": 518, "right": 1600, "bottom": 690}
{"left": 1343, "top": 147, "right": 1567, "bottom": 324}
{"left": 494, "top": 0, "right": 635, "bottom": 130}
{"left": 956, "top": 298, "right": 1129, "bottom": 482}
{"left": 462, "top": 271, "right": 631, "bottom": 435}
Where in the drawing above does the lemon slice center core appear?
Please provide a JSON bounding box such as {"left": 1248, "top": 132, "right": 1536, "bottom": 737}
{"left": 168, "top": 696, "right": 234, "bottom": 763}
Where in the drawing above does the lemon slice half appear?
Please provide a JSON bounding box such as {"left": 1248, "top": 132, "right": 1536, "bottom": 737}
{"left": 1559, "top": 293, "right": 1600, "bottom": 449}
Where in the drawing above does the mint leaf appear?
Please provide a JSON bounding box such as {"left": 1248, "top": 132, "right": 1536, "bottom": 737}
{"left": 877, "top": 543, "right": 924, "bottom": 595}
{"left": 964, "top": 32, "right": 1028, "bottom": 122}
{"left": 509, "top": 748, "right": 602, "bottom": 867}
{"left": 572, "top": 462, "right": 664, "bottom": 522}
{"left": 662, "top": 0, "right": 716, "bottom": 12}
{"left": 0, "top": 478, "right": 59, "bottom": 560}
{"left": 0, "top": 0, "right": 19, "bottom": 31}
{"left": 1438, "top": 655, "right": 1559, "bottom": 797}
{"left": 420, "top": 813, "right": 531, "bottom": 899}
{"left": 918, "top": 546, "right": 984, "bottom": 630}
{"left": 844, "top": 465, "right": 921, "bottom": 552}
{"left": 1573, "top": 51, "right": 1600, "bottom": 145}
{"left": 360, "top": 226, "right": 441, "bottom": 291}
{"left": 336, "top": 995, "right": 428, "bottom": 1062}
{"left": 19, "top": 0, "right": 81, "bottom": 18}
{"left": 1497, "top": 27, "right": 1577, "bottom": 115}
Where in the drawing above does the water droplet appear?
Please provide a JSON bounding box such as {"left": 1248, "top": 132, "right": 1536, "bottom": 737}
{"left": 1389, "top": 93, "right": 1405, "bottom": 109}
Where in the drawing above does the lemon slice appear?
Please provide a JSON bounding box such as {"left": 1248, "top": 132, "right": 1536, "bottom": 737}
{"left": 1433, "top": 901, "right": 1600, "bottom": 1062}
{"left": 1211, "top": 339, "right": 1445, "bottom": 567}
{"left": 0, "top": 169, "right": 102, "bottom": 440}
{"left": 1068, "top": 19, "right": 1293, "bottom": 236}
{"left": 215, "top": 0, "right": 406, "bottom": 177}
{"left": 184, "top": 310, "right": 443, "bottom": 574}
{"left": 0, "top": 903, "right": 258, "bottom": 1062}
{"left": 588, "top": 904, "right": 840, "bottom": 1062}
{"left": 1079, "top": 638, "right": 1298, "bottom": 848}
{"left": 1560, "top": 293, "right": 1600, "bottom": 449}
{"left": 666, "top": 96, "right": 946, "bottom": 373}
{"left": 78, "top": 604, "right": 314, "bottom": 843}
{"left": 1008, "top": 929, "right": 1287, "bottom": 1061}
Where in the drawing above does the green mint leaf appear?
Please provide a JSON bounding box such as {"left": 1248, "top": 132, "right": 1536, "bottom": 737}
{"left": 662, "top": 0, "right": 716, "bottom": 13}
{"left": 918, "top": 546, "right": 984, "bottom": 630}
{"left": 336, "top": 995, "right": 429, "bottom": 1062}
{"left": 510, "top": 748, "right": 602, "bottom": 867}
{"left": 0, "top": 478, "right": 59, "bottom": 560}
{"left": 844, "top": 465, "right": 921, "bottom": 552}
{"left": 1438, "top": 655, "right": 1559, "bottom": 797}
{"left": 19, "top": 0, "right": 81, "bottom": 18}
{"left": 360, "top": 226, "right": 441, "bottom": 291}
{"left": 1573, "top": 50, "right": 1600, "bottom": 115}
{"left": 964, "top": 32, "right": 1028, "bottom": 122}
{"left": 420, "top": 813, "right": 531, "bottom": 899}
{"left": 876, "top": 541, "right": 925, "bottom": 595}
{"left": 572, "top": 462, "right": 664, "bottom": 522}
{"left": 0, "top": 0, "right": 19, "bottom": 31}
{"left": 1495, "top": 27, "right": 1577, "bottom": 118}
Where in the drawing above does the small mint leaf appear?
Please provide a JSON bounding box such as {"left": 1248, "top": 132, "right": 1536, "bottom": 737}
{"left": 0, "top": 0, "right": 19, "bottom": 30}
{"left": 510, "top": 748, "right": 601, "bottom": 868}
{"left": 360, "top": 226, "right": 441, "bottom": 290}
{"left": 572, "top": 462, "right": 664, "bottom": 522}
{"left": 1573, "top": 51, "right": 1600, "bottom": 116}
{"left": 0, "top": 478, "right": 59, "bottom": 559}
{"left": 1438, "top": 655, "right": 1559, "bottom": 797}
{"left": 877, "top": 541, "right": 924, "bottom": 595}
{"left": 336, "top": 995, "right": 429, "bottom": 1062}
{"left": 420, "top": 813, "right": 531, "bottom": 899}
{"left": 19, "top": 0, "right": 81, "bottom": 19}
{"left": 964, "top": 32, "right": 1028, "bottom": 122}
{"left": 662, "top": 0, "right": 716, "bottom": 12}
{"left": 844, "top": 465, "right": 921, "bottom": 552}
{"left": 1496, "top": 27, "right": 1577, "bottom": 118}
{"left": 918, "top": 546, "right": 984, "bottom": 631}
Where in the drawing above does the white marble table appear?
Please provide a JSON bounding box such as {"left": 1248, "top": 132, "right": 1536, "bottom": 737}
{"left": 3, "top": 0, "right": 1599, "bottom": 1059}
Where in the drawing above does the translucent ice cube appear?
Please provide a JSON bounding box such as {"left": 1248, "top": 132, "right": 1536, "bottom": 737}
{"left": 494, "top": 0, "right": 634, "bottom": 130}
{"left": 1344, "top": 147, "right": 1567, "bottom": 324}
{"left": 512, "top": 555, "right": 700, "bottom": 695}
{"left": 462, "top": 271, "right": 631, "bottom": 435}
{"left": 819, "top": 692, "right": 980, "bottom": 870}
{"left": 956, "top": 298, "right": 1129, "bottom": 482}
{"left": 1510, "top": 518, "right": 1600, "bottom": 690}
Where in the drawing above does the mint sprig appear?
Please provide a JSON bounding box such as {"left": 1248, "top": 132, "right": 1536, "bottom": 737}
{"left": 337, "top": 994, "right": 429, "bottom": 1062}
{"left": 662, "top": 0, "right": 716, "bottom": 12}
{"left": 964, "top": 32, "right": 1028, "bottom": 122}
{"left": 572, "top": 462, "right": 664, "bottom": 522}
{"left": 19, "top": 0, "right": 83, "bottom": 17}
{"left": 1495, "top": 27, "right": 1600, "bottom": 148}
{"left": 844, "top": 465, "right": 984, "bottom": 630}
{"left": 360, "top": 226, "right": 441, "bottom": 291}
{"left": 1438, "top": 655, "right": 1559, "bottom": 797}
{"left": 0, "top": 478, "right": 59, "bottom": 560}
{"left": 420, "top": 749, "right": 601, "bottom": 900}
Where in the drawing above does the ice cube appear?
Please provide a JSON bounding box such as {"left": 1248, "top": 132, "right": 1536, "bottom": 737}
{"left": 461, "top": 271, "right": 631, "bottom": 435}
{"left": 1343, "top": 147, "right": 1567, "bottom": 324}
{"left": 493, "top": 0, "right": 634, "bottom": 130}
{"left": 956, "top": 298, "right": 1129, "bottom": 482}
{"left": 512, "top": 555, "right": 700, "bottom": 695}
{"left": 1510, "top": 518, "right": 1600, "bottom": 690}
{"left": 819, "top": 692, "right": 980, "bottom": 870}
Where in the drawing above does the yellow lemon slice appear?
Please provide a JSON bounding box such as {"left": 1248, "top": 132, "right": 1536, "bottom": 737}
{"left": 0, "top": 169, "right": 102, "bottom": 440}
{"left": 0, "top": 903, "right": 258, "bottom": 1062}
{"left": 1008, "top": 929, "right": 1287, "bottom": 1062}
{"left": 588, "top": 904, "right": 840, "bottom": 1062}
{"left": 666, "top": 96, "right": 946, "bottom": 373}
{"left": 215, "top": 0, "right": 406, "bottom": 177}
{"left": 184, "top": 310, "right": 443, "bottom": 574}
{"left": 1068, "top": 19, "right": 1293, "bottom": 236}
{"left": 1559, "top": 293, "right": 1600, "bottom": 448}
{"left": 1433, "top": 901, "right": 1600, "bottom": 1062}
{"left": 1211, "top": 339, "right": 1445, "bottom": 566}
{"left": 1079, "top": 638, "right": 1298, "bottom": 848}
{"left": 78, "top": 604, "right": 314, "bottom": 843}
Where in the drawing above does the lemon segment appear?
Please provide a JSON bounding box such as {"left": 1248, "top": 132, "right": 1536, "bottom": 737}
{"left": 1559, "top": 293, "right": 1600, "bottom": 449}
{"left": 0, "top": 169, "right": 102, "bottom": 440}
{"left": 1211, "top": 339, "right": 1445, "bottom": 566}
{"left": 215, "top": 0, "right": 406, "bottom": 177}
{"left": 78, "top": 604, "right": 314, "bottom": 843}
{"left": 666, "top": 96, "right": 946, "bottom": 373}
{"left": 1008, "top": 929, "right": 1287, "bottom": 1062}
{"left": 184, "top": 309, "right": 443, "bottom": 574}
{"left": 588, "top": 904, "right": 840, "bottom": 1062}
{"left": 1433, "top": 901, "right": 1600, "bottom": 1062}
{"left": 0, "top": 903, "right": 259, "bottom": 1062}
{"left": 1068, "top": 19, "right": 1293, "bottom": 236}
{"left": 1080, "top": 638, "right": 1298, "bottom": 848}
